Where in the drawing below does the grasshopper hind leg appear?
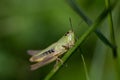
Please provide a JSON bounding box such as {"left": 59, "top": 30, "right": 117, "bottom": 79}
{"left": 30, "top": 56, "right": 57, "bottom": 70}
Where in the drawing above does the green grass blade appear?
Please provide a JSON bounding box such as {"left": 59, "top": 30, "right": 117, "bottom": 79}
{"left": 105, "top": 0, "right": 119, "bottom": 79}
{"left": 44, "top": 3, "right": 116, "bottom": 80}
{"left": 105, "top": 0, "right": 117, "bottom": 58}
{"left": 81, "top": 54, "right": 90, "bottom": 80}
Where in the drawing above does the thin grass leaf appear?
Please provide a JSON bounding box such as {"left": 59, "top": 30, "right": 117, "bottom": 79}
{"left": 105, "top": 0, "right": 120, "bottom": 79}
{"left": 81, "top": 54, "right": 90, "bottom": 80}
{"left": 44, "top": 3, "right": 116, "bottom": 80}
{"left": 105, "top": 0, "right": 117, "bottom": 58}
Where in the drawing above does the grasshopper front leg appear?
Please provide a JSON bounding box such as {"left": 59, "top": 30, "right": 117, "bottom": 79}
{"left": 62, "top": 43, "right": 74, "bottom": 50}
{"left": 54, "top": 57, "right": 63, "bottom": 69}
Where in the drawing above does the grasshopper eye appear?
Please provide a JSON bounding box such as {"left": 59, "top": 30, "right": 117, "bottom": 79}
{"left": 64, "top": 31, "right": 70, "bottom": 36}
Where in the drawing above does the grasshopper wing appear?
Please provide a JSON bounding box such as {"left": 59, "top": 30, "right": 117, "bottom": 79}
{"left": 27, "top": 50, "right": 41, "bottom": 56}
{"left": 30, "top": 56, "right": 57, "bottom": 70}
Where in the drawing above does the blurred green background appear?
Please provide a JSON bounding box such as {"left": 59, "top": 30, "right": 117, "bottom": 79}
{"left": 0, "top": 0, "right": 120, "bottom": 80}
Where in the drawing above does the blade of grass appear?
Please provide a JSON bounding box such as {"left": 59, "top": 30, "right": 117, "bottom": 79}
{"left": 81, "top": 54, "right": 90, "bottom": 80}
{"left": 44, "top": 3, "right": 116, "bottom": 80}
{"left": 66, "top": 0, "right": 117, "bottom": 57}
{"left": 78, "top": 47, "right": 90, "bottom": 80}
{"left": 105, "top": 0, "right": 117, "bottom": 58}
{"left": 105, "top": 0, "right": 120, "bottom": 79}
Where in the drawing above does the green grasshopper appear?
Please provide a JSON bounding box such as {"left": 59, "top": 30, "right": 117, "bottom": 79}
{"left": 28, "top": 28, "right": 75, "bottom": 70}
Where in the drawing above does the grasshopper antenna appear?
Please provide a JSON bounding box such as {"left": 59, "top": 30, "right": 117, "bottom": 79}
{"left": 69, "top": 17, "right": 78, "bottom": 41}
{"left": 70, "top": 18, "right": 83, "bottom": 41}
{"left": 69, "top": 17, "right": 73, "bottom": 31}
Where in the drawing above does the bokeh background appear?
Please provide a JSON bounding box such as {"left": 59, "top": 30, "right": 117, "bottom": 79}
{"left": 0, "top": 0, "right": 120, "bottom": 80}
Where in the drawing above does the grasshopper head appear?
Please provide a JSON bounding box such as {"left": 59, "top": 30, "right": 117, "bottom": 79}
{"left": 64, "top": 30, "right": 74, "bottom": 36}
{"left": 63, "top": 30, "right": 75, "bottom": 45}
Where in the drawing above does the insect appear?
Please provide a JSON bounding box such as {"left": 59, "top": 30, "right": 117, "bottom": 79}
{"left": 27, "top": 30, "right": 75, "bottom": 70}
{"left": 27, "top": 18, "right": 75, "bottom": 70}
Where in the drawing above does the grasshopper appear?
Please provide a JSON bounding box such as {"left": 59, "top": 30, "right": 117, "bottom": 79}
{"left": 28, "top": 27, "right": 75, "bottom": 70}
